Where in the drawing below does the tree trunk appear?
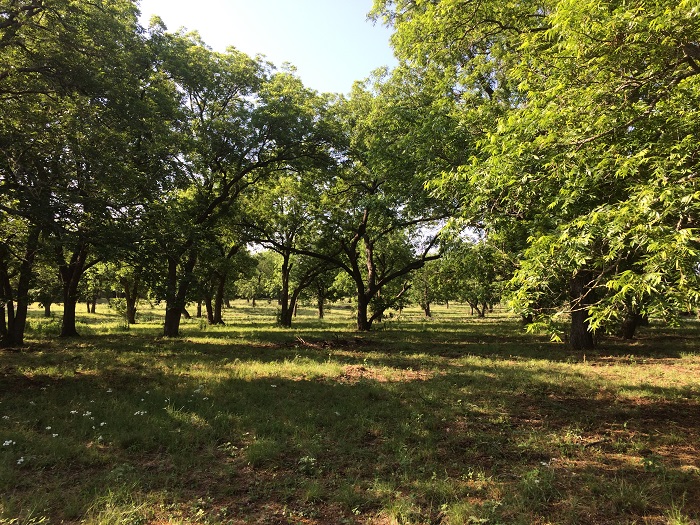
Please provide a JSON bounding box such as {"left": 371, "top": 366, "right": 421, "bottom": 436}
{"left": 204, "top": 295, "right": 214, "bottom": 324}
{"left": 423, "top": 302, "right": 431, "bottom": 317}
{"left": 196, "top": 300, "right": 202, "bottom": 318}
{"left": 163, "top": 249, "right": 197, "bottom": 337}
{"left": 356, "top": 294, "right": 372, "bottom": 331}
{"left": 213, "top": 271, "right": 226, "bottom": 325}
{"left": 163, "top": 306, "right": 181, "bottom": 337}
{"left": 61, "top": 294, "right": 79, "bottom": 337}
{"left": 279, "top": 253, "right": 292, "bottom": 327}
{"left": 0, "top": 226, "right": 40, "bottom": 347}
{"left": 44, "top": 302, "right": 51, "bottom": 318}
{"left": 620, "top": 311, "right": 645, "bottom": 340}
{"left": 569, "top": 270, "right": 595, "bottom": 351}
{"left": 317, "top": 295, "right": 324, "bottom": 319}
{"left": 86, "top": 301, "right": 91, "bottom": 313}
{"left": 122, "top": 275, "right": 140, "bottom": 325}
{"left": 58, "top": 243, "right": 89, "bottom": 338}
{"left": 0, "top": 306, "right": 6, "bottom": 337}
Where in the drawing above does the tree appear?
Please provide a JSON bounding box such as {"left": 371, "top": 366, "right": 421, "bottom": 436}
{"left": 374, "top": 0, "right": 700, "bottom": 349}
{"left": 243, "top": 171, "right": 339, "bottom": 327}
{"left": 286, "top": 74, "right": 459, "bottom": 331}
{"left": 1, "top": 0, "right": 176, "bottom": 342}
{"left": 152, "top": 30, "right": 336, "bottom": 337}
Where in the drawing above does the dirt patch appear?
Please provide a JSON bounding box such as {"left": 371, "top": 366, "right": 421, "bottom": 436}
{"left": 337, "top": 364, "right": 434, "bottom": 383}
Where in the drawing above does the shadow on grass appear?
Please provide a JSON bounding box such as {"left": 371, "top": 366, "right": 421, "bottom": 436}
{"left": 2, "top": 330, "right": 699, "bottom": 523}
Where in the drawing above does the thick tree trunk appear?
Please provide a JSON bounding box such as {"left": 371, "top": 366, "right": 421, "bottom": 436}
{"left": 620, "top": 311, "right": 646, "bottom": 340}
{"left": 356, "top": 294, "right": 372, "bottom": 331}
{"left": 163, "top": 258, "right": 183, "bottom": 337}
{"left": 163, "top": 307, "right": 181, "bottom": 337}
{"left": 58, "top": 243, "right": 89, "bottom": 338}
{"left": 61, "top": 295, "right": 79, "bottom": 337}
{"left": 569, "top": 270, "right": 595, "bottom": 351}
{"left": 163, "top": 250, "right": 197, "bottom": 337}
{"left": 44, "top": 302, "right": 51, "bottom": 318}
{"left": 86, "top": 301, "right": 90, "bottom": 313}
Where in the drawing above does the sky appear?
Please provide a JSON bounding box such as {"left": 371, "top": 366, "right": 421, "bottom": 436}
{"left": 137, "top": 0, "right": 398, "bottom": 95}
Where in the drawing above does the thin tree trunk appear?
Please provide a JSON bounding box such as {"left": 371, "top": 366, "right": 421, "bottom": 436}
{"left": 0, "top": 306, "right": 6, "bottom": 338}
{"left": 213, "top": 271, "right": 226, "bottom": 325}
{"left": 279, "top": 253, "right": 292, "bottom": 327}
{"left": 317, "top": 295, "right": 324, "bottom": 319}
{"left": 196, "top": 300, "right": 202, "bottom": 318}
{"left": 44, "top": 302, "right": 51, "bottom": 318}
{"left": 122, "top": 275, "right": 140, "bottom": 325}
{"left": 204, "top": 295, "right": 214, "bottom": 324}
{"left": 1, "top": 226, "right": 40, "bottom": 346}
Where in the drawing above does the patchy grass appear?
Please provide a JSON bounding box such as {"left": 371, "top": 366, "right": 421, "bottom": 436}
{"left": 0, "top": 301, "right": 698, "bottom": 524}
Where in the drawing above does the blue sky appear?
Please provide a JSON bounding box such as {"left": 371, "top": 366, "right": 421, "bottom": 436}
{"left": 137, "top": 0, "right": 397, "bottom": 94}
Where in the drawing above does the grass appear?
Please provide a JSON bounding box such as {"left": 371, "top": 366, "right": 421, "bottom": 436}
{"left": 1, "top": 301, "right": 699, "bottom": 524}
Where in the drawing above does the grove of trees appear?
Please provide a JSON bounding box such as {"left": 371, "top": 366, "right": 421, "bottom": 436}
{"left": 1, "top": 0, "right": 698, "bottom": 350}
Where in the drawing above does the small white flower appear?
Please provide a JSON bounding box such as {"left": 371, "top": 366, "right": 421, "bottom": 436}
{"left": 97, "top": 435, "right": 103, "bottom": 442}
{"left": 146, "top": 391, "right": 150, "bottom": 394}
{"left": 83, "top": 411, "right": 92, "bottom": 417}
{"left": 3, "top": 440, "right": 16, "bottom": 446}
{"left": 100, "top": 422, "right": 106, "bottom": 427}
{"left": 2, "top": 415, "right": 9, "bottom": 420}
{"left": 70, "top": 410, "right": 78, "bottom": 415}
{"left": 203, "top": 397, "right": 209, "bottom": 400}
{"left": 29, "top": 401, "right": 35, "bottom": 405}
{"left": 17, "top": 457, "right": 24, "bottom": 465}
{"left": 271, "top": 385, "right": 277, "bottom": 388}
{"left": 45, "top": 426, "right": 52, "bottom": 430}
{"left": 52, "top": 434, "right": 58, "bottom": 438}
{"left": 134, "top": 410, "right": 147, "bottom": 416}
{"left": 106, "top": 388, "right": 113, "bottom": 393}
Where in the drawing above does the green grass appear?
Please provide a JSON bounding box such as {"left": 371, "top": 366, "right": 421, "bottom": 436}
{"left": 1, "top": 301, "right": 699, "bottom": 524}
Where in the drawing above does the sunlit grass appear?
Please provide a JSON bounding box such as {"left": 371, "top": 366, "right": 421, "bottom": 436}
{"left": 1, "top": 301, "right": 698, "bottom": 524}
